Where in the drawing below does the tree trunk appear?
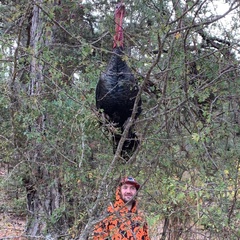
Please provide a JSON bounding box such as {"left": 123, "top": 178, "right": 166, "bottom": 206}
{"left": 24, "top": 1, "right": 65, "bottom": 238}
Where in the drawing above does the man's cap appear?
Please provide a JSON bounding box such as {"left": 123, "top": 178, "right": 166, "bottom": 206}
{"left": 120, "top": 176, "right": 140, "bottom": 190}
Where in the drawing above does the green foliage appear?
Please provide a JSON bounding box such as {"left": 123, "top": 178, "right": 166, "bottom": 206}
{"left": 0, "top": 0, "right": 240, "bottom": 239}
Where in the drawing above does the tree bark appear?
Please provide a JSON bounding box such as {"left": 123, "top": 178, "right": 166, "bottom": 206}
{"left": 24, "top": 1, "right": 65, "bottom": 238}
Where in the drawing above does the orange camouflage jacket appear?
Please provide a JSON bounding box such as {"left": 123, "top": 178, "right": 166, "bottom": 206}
{"left": 93, "top": 186, "right": 150, "bottom": 240}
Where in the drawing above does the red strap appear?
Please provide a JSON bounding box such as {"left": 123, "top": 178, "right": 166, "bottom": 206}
{"left": 113, "top": 2, "right": 125, "bottom": 48}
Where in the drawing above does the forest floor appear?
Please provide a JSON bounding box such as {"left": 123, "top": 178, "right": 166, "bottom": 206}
{"left": 0, "top": 167, "right": 26, "bottom": 239}
{"left": 0, "top": 212, "right": 26, "bottom": 239}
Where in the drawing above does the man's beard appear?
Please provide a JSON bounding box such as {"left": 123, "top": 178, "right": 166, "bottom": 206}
{"left": 121, "top": 194, "right": 136, "bottom": 203}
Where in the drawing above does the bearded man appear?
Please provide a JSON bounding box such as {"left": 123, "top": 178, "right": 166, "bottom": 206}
{"left": 93, "top": 176, "right": 150, "bottom": 239}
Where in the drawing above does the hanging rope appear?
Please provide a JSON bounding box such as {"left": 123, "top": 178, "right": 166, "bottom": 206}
{"left": 113, "top": 1, "right": 125, "bottom": 48}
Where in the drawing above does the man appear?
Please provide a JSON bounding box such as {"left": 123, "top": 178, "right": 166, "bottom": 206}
{"left": 93, "top": 176, "right": 150, "bottom": 239}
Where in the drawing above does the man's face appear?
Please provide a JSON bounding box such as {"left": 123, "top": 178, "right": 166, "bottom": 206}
{"left": 120, "top": 183, "right": 137, "bottom": 203}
